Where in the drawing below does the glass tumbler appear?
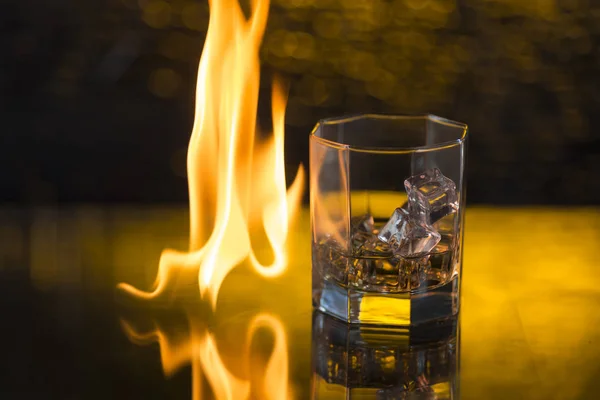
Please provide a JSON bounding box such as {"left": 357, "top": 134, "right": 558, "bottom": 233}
{"left": 310, "top": 114, "right": 468, "bottom": 326}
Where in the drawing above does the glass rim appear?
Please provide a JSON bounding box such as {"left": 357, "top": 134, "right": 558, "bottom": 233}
{"left": 310, "top": 113, "right": 468, "bottom": 154}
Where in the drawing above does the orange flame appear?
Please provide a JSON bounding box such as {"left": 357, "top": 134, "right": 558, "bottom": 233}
{"left": 118, "top": 0, "right": 304, "bottom": 305}
{"left": 117, "top": 0, "right": 303, "bottom": 398}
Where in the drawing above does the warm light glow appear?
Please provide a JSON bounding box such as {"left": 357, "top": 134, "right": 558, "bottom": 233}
{"left": 118, "top": 0, "right": 304, "bottom": 305}
{"left": 117, "top": 0, "right": 303, "bottom": 398}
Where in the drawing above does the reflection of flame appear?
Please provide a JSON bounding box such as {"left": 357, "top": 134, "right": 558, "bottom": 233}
{"left": 121, "top": 311, "right": 292, "bottom": 400}
{"left": 117, "top": 0, "right": 303, "bottom": 398}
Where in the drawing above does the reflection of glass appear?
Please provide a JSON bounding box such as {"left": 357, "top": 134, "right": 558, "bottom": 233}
{"left": 310, "top": 115, "right": 468, "bottom": 325}
{"left": 310, "top": 311, "right": 459, "bottom": 399}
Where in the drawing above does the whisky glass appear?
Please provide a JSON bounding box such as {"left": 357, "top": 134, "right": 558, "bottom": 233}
{"left": 310, "top": 114, "right": 468, "bottom": 325}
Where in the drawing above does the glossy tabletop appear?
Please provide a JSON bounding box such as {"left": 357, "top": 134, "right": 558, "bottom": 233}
{"left": 1, "top": 206, "right": 599, "bottom": 399}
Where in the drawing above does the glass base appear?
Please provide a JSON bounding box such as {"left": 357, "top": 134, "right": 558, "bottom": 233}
{"left": 313, "top": 275, "right": 459, "bottom": 326}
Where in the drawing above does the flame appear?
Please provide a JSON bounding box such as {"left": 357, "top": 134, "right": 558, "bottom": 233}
{"left": 118, "top": 0, "right": 304, "bottom": 305}
{"left": 117, "top": 0, "right": 303, "bottom": 398}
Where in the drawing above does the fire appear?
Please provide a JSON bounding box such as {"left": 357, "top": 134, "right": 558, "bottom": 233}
{"left": 118, "top": 0, "right": 304, "bottom": 303}
{"left": 117, "top": 0, "right": 304, "bottom": 398}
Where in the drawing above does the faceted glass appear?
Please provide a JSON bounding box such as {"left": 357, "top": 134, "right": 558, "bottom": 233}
{"left": 310, "top": 114, "right": 468, "bottom": 325}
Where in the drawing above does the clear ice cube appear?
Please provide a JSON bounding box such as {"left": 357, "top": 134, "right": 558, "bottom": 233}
{"left": 377, "top": 208, "right": 441, "bottom": 257}
{"left": 377, "top": 208, "right": 409, "bottom": 244}
{"left": 351, "top": 214, "right": 374, "bottom": 233}
{"left": 350, "top": 230, "right": 371, "bottom": 250}
{"left": 349, "top": 214, "right": 392, "bottom": 256}
{"left": 404, "top": 168, "right": 458, "bottom": 224}
{"left": 361, "top": 235, "right": 392, "bottom": 255}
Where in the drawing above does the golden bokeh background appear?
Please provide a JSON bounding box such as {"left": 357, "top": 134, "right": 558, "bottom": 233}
{"left": 2, "top": 0, "right": 599, "bottom": 203}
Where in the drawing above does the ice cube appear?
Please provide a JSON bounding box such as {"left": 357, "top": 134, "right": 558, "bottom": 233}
{"left": 377, "top": 208, "right": 409, "bottom": 244}
{"left": 351, "top": 231, "right": 392, "bottom": 257}
{"left": 350, "top": 230, "right": 374, "bottom": 252}
{"left": 361, "top": 235, "right": 392, "bottom": 255}
{"left": 351, "top": 213, "right": 374, "bottom": 233}
{"left": 404, "top": 168, "right": 458, "bottom": 224}
{"left": 378, "top": 208, "right": 441, "bottom": 257}
{"left": 397, "top": 221, "right": 440, "bottom": 256}
{"left": 404, "top": 256, "right": 430, "bottom": 290}
{"left": 350, "top": 214, "right": 391, "bottom": 256}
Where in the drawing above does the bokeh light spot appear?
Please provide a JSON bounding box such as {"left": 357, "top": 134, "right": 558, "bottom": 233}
{"left": 343, "top": 50, "right": 378, "bottom": 81}
{"left": 159, "top": 32, "right": 195, "bottom": 60}
{"left": 297, "top": 75, "right": 330, "bottom": 106}
{"left": 366, "top": 69, "right": 397, "bottom": 100}
{"left": 282, "top": 32, "right": 299, "bottom": 57}
{"left": 293, "top": 33, "right": 315, "bottom": 60}
{"left": 149, "top": 68, "right": 181, "bottom": 98}
{"left": 181, "top": 2, "right": 207, "bottom": 31}
{"left": 142, "top": 0, "right": 172, "bottom": 29}
{"left": 313, "top": 12, "right": 342, "bottom": 39}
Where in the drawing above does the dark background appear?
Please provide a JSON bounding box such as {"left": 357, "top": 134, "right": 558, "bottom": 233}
{"left": 2, "top": 0, "right": 600, "bottom": 205}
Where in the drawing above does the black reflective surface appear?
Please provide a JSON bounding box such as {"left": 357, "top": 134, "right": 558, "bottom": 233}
{"left": 1, "top": 206, "right": 600, "bottom": 399}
